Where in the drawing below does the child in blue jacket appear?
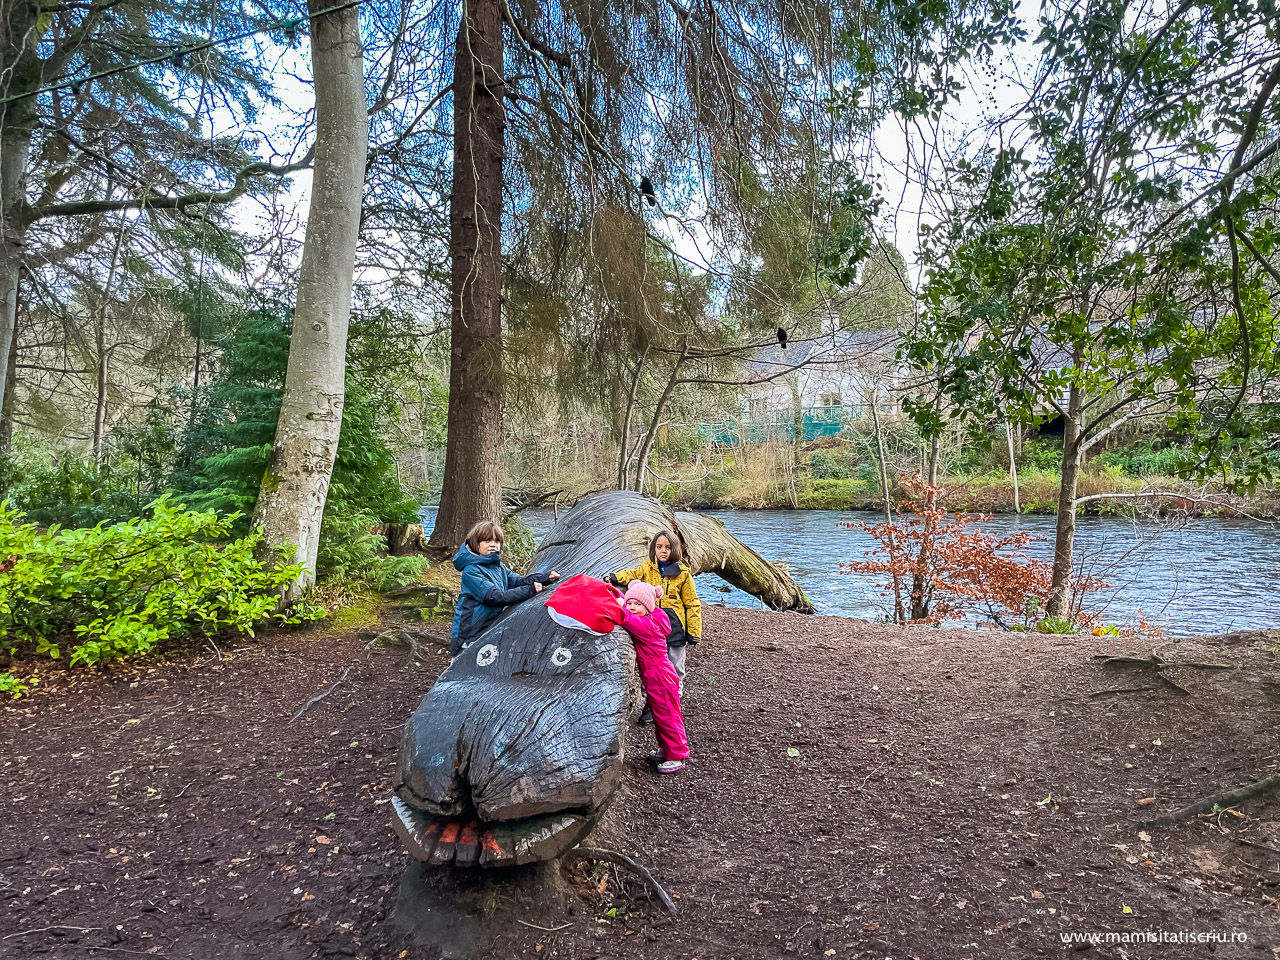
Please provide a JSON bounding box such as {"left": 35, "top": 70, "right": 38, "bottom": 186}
{"left": 450, "top": 520, "right": 558, "bottom": 656}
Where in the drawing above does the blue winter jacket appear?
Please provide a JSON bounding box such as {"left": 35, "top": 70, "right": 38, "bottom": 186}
{"left": 449, "top": 545, "right": 551, "bottom": 655}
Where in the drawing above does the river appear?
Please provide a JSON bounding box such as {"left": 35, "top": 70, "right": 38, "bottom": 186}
{"left": 420, "top": 507, "right": 1280, "bottom": 637}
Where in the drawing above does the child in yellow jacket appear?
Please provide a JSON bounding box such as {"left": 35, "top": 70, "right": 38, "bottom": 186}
{"left": 608, "top": 530, "right": 702, "bottom": 715}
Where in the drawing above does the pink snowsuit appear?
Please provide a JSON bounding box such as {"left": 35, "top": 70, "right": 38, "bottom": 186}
{"left": 620, "top": 605, "right": 690, "bottom": 762}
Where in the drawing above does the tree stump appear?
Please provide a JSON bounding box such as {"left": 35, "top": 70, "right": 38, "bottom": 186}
{"left": 393, "top": 490, "right": 809, "bottom": 866}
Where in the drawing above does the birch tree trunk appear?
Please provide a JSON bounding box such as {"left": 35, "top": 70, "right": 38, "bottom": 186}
{"left": 630, "top": 343, "right": 686, "bottom": 492}
{"left": 1046, "top": 384, "right": 1084, "bottom": 618}
{"left": 909, "top": 436, "right": 939, "bottom": 621}
{"left": 92, "top": 315, "right": 107, "bottom": 463}
{"left": 92, "top": 215, "right": 127, "bottom": 465}
{"left": 1006, "top": 419, "right": 1020, "bottom": 513}
{"left": 428, "top": 0, "right": 506, "bottom": 549}
{"left": 252, "top": 0, "right": 368, "bottom": 599}
{"left": 0, "top": 3, "right": 39, "bottom": 434}
{"left": 869, "top": 387, "right": 904, "bottom": 623}
{"left": 786, "top": 374, "right": 801, "bottom": 509}
{"left": 616, "top": 344, "right": 647, "bottom": 490}
{"left": 0, "top": 284, "right": 18, "bottom": 465}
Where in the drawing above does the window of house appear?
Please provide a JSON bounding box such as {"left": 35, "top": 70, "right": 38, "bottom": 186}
{"left": 818, "top": 392, "right": 842, "bottom": 408}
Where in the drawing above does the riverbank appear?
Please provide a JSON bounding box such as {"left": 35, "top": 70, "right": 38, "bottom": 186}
{"left": 4, "top": 605, "right": 1278, "bottom": 958}
{"left": 652, "top": 467, "right": 1280, "bottom": 518}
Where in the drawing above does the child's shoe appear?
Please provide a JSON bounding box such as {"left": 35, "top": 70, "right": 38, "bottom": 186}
{"left": 648, "top": 749, "right": 665, "bottom": 763}
{"left": 656, "top": 759, "right": 686, "bottom": 774}
{"left": 636, "top": 706, "right": 654, "bottom": 725}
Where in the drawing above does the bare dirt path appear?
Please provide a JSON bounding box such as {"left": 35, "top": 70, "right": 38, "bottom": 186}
{"left": 3, "top": 607, "right": 1278, "bottom": 959}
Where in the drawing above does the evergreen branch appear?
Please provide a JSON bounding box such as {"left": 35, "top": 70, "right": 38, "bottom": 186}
{"left": 27, "top": 146, "right": 315, "bottom": 222}
{"left": 499, "top": 0, "right": 571, "bottom": 68}
{"left": 1, "top": 0, "right": 366, "bottom": 106}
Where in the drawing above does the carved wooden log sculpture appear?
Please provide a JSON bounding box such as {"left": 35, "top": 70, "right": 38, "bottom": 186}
{"left": 393, "top": 491, "right": 811, "bottom": 867}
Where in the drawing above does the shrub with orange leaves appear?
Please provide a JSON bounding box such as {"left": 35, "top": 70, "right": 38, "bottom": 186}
{"left": 841, "top": 475, "right": 1105, "bottom": 627}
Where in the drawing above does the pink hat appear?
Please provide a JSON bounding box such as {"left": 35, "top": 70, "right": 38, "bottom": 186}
{"left": 624, "top": 580, "right": 663, "bottom": 614}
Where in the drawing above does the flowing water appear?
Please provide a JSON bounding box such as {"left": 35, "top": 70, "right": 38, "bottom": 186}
{"left": 420, "top": 507, "right": 1280, "bottom": 637}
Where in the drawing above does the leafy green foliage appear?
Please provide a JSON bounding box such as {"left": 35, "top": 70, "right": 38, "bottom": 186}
{"left": 501, "top": 515, "right": 538, "bottom": 572}
{"left": 1035, "top": 616, "right": 1077, "bottom": 635}
{"left": 176, "top": 308, "right": 420, "bottom": 541}
{"left": 6, "top": 435, "right": 143, "bottom": 529}
{"left": 0, "top": 673, "right": 35, "bottom": 699}
{"left": 810, "top": 450, "right": 858, "bottom": 480}
{"left": 896, "top": 0, "right": 1280, "bottom": 490}
{"left": 0, "top": 497, "right": 322, "bottom": 694}
{"left": 1093, "top": 444, "right": 1192, "bottom": 478}
{"left": 314, "top": 510, "right": 427, "bottom": 593}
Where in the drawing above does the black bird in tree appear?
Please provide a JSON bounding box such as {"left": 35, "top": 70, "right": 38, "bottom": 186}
{"left": 639, "top": 176, "right": 657, "bottom": 207}
{"left": 777, "top": 327, "right": 788, "bottom": 351}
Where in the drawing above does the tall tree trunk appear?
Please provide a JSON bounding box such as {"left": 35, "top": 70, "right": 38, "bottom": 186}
{"left": 909, "top": 436, "right": 939, "bottom": 621}
{"left": 869, "top": 387, "right": 904, "bottom": 623}
{"left": 92, "top": 215, "right": 127, "bottom": 465}
{"left": 93, "top": 315, "right": 107, "bottom": 463}
{"left": 1006, "top": 419, "right": 1020, "bottom": 513}
{"left": 428, "top": 0, "right": 506, "bottom": 549}
{"left": 630, "top": 342, "right": 686, "bottom": 492}
{"left": 1046, "top": 385, "right": 1084, "bottom": 618}
{"left": 252, "top": 0, "right": 368, "bottom": 599}
{"left": 0, "top": 277, "right": 18, "bottom": 475}
{"left": 617, "top": 343, "right": 647, "bottom": 490}
{"left": 0, "top": 4, "right": 39, "bottom": 434}
{"left": 786, "top": 374, "right": 801, "bottom": 509}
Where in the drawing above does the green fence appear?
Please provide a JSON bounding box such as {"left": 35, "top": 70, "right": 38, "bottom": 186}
{"left": 700, "top": 404, "right": 876, "bottom": 445}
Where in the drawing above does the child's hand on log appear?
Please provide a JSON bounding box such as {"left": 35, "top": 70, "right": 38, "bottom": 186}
{"left": 533, "top": 581, "right": 543, "bottom": 593}
{"left": 548, "top": 570, "right": 560, "bottom": 582}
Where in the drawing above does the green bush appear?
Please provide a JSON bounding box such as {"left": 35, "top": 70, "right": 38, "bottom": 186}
{"left": 6, "top": 435, "right": 144, "bottom": 529}
{"left": 807, "top": 451, "right": 846, "bottom": 480}
{"left": 177, "top": 310, "right": 420, "bottom": 532}
{"left": 948, "top": 444, "right": 985, "bottom": 475}
{"left": 1019, "top": 437, "right": 1064, "bottom": 471}
{"left": 1093, "top": 443, "right": 1189, "bottom": 477}
{"left": 315, "top": 509, "right": 428, "bottom": 592}
{"left": 1035, "top": 615, "right": 1077, "bottom": 635}
{"left": 0, "top": 673, "right": 35, "bottom": 699}
{"left": 0, "top": 497, "right": 323, "bottom": 695}
{"left": 796, "top": 477, "right": 859, "bottom": 509}
{"left": 698, "top": 471, "right": 734, "bottom": 505}
{"left": 501, "top": 515, "right": 539, "bottom": 572}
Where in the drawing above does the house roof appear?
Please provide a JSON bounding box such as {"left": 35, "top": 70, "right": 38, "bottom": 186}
{"left": 746, "top": 327, "right": 900, "bottom": 375}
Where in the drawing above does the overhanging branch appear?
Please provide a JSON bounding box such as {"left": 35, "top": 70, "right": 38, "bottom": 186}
{"left": 27, "top": 145, "right": 316, "bottom": 223}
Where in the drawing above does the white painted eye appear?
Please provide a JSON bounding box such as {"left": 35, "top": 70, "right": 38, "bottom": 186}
{"left": 475, "top": 644, "right": 499, "bottom": 667}
{"left": 551, "top": 647, "right": 572, "bottom": 667}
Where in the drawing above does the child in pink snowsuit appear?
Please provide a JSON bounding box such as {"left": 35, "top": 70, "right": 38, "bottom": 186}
{"left": 619, "top": 581, "right": 689, "bottom": 774}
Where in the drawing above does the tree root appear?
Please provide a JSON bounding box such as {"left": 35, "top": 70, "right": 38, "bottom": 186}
{"left": 290, "top": 627, "right": 443, "bottom": 723}
{"left": 561, "top": 846, "right": 678, "bottom": 917}
{"left": 1093, "top": 651, "right": 1232, "bottom": 698}
{"left": 1142, "top": 770, "right": 1280, "bottom": 826}
{"left": 1089, "top": 686, "right": 1157, "bottom": 698}
{"left": 289, "top": 665, "right": 354, "bottom": 723}
{"left": 365, "top": 627, "right": 447, "bottom": 665}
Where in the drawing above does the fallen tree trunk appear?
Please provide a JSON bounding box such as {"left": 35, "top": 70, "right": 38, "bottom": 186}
{"left": 674, "top": 511, "right": 813, "bottom": 613}
{"left": 394, "top": 490, "right": 808, "bottom": 867}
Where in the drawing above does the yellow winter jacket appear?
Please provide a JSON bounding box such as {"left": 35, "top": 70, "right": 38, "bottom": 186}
{"left": 612, "top": 559, "right": 702, "bottom": 642}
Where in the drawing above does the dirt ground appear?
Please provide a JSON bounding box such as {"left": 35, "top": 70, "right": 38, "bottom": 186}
{"left": 3, "top": 605, "right": 1280, "bottom": 960}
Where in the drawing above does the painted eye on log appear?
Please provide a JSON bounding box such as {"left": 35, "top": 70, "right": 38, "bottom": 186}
{"left": 550, "top": 647, "right": 572, "bottom": 667}
{"left": 475, "top": 644, "right": 499, "bottom": 667}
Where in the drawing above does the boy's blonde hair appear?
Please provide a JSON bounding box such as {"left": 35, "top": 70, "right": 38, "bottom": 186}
{"left": 649, "top": 529, "right": 683, "bottom": 564}
{"left": 465, "top": 520, "right": 505, "bottom": 553}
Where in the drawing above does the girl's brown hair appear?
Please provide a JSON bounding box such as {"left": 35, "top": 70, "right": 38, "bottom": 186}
{"left": 649, "top": 530, "right": 683, "bottom": 564}
{"left": 465, "top": 520, "right": 505, "bottom": 553}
